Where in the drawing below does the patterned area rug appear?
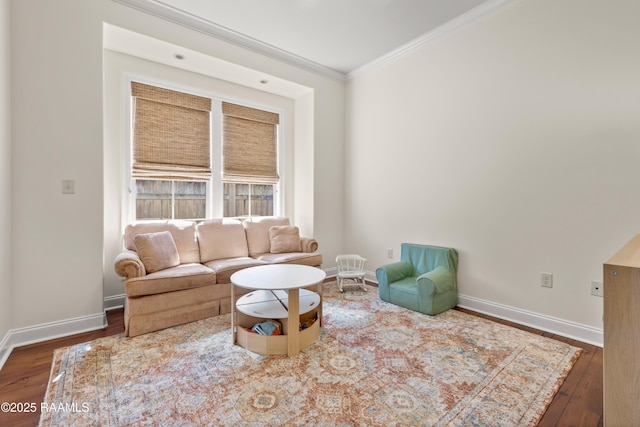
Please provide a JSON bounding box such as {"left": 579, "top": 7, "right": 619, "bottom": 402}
{"left": 40, "top": 283, "right": 581, "bottom": 426}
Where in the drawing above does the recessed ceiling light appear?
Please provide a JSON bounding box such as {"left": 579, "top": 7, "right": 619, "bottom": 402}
{"left": 174, "top": 54, "right": 185, "bottom": 60}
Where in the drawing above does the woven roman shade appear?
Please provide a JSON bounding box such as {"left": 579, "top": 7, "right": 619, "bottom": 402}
{"left": 222, "top": 102, "right": 279, "bottom": 184}
{"left": 131, "top": 82, "right": 212, "bottom": 181}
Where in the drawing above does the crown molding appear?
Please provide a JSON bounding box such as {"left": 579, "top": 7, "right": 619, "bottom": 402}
{"left": 347, "top": 0, "right": 520, "bottom": 80}
{"left": 111, "top": 0, "right": 346, "bottom": 81}
{"left": 113, "top": 0, "right": 518, "bottom": 83}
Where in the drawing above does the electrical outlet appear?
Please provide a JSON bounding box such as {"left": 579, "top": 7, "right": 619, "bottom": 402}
{"left": 591, "top": 280, "right": 603, "bottom": 297}
{"left": 387, "top": 248, "right": 393, "bottom": 259}
{"left": 541, "top": 272, "right": 553, "bottom": 288}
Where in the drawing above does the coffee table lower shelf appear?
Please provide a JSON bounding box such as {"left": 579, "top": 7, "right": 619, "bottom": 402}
{"left": 235, "top": 311, "right": 320, "bottom": 355}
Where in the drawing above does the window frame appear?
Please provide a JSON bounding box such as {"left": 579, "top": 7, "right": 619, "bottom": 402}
{"left": 123, "top": 77, "right": 284, "bottom": 223}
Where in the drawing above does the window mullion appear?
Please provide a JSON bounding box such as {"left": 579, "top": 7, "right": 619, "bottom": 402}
{"left": 171, "top": 180, "right": 176, "bottom": 220}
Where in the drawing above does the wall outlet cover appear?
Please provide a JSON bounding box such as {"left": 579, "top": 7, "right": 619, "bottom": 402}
{"left": 591, "top": 280, "right": 603, "bottom": 297}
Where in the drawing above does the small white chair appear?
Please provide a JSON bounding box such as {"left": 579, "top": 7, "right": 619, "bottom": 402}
{"left": 336, "top": 255, "right": 367, "bottom": 292}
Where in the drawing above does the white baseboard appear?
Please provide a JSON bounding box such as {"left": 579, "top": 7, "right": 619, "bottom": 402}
{"left": 323, "top": 266, "right": 337, "bottom": 278}
{"left": 457, "top": 294, "right": 603, "bottom": 347}
{"left": 2, "top": 278, "right": 600, "bottom": 373}
{"left": 104, "top": 294, "right": 125, "bottom": 310}
{"left": 368, "top": 273, "right": 603, "bottom": 347}
{"left": 0, "top": 332, "right": 11, "bottom": 372}
{"left": 0, "top": 312, "right": 107, "bottom": 371}
{"left": 323, "top": 267, "right": 378, "bottom": 283}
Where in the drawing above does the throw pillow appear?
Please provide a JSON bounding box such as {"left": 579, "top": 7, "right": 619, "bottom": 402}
{"left": 134, "top": 231, "right": 181, "bottom": 273}
{"left": 269, "top": 226, "right": 302, "bottom": 253}
{"left": 243, "top": 217, "right": 290, "bottom": 257}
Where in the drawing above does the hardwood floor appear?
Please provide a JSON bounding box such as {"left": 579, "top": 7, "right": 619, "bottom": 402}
{"left": 0, "top": 309, "right": 125, "bottom": 427}
{"left": 0, "top": 306, "right": 603, "bottom": 426}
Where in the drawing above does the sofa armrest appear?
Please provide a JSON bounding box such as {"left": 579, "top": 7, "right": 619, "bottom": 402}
{"left": 416, "top": 266, "right": 453, "bottom": 298}
{"left": 300, "top": 237, "right": 318, "bottom": 253}
{"left": 376, "top": 261, "right": 413, "bottom": 301}
{"left": 114, "top": 250, "right": 146, "bottom": 279}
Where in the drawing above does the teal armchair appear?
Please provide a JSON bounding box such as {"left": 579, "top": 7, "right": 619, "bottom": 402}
{"left": 376, "top": 243, "right": 459, "bottom": 315}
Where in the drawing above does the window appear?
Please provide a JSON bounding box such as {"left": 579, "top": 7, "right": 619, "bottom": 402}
{"left": 130, "top": 82, "right": 211, "bottom": 220}
{"left": 129, "top": 82, "right": 280, "bottom": 221}
{"left": 223, "top": 183, "right": 274, "bottom": 217}
{"left": 136, "top": 180, "right": 206, "bottom": 220}
{"left": 221, "top": 102, "right": 279, "bottom": 218}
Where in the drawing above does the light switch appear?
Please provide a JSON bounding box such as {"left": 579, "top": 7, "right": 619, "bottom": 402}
{"left": 62, "top": 179, "right": 75, "bottom": 194}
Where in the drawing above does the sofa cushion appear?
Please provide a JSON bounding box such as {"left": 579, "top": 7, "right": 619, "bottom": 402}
{"left": 125, "top": 221, "right": 201, "bottom": 264}
{"left": 243, "top": 217, "right": 290, "bottom": 257}
{"left": 269, "top": 226, "right": 302, "bottom": 253}
{"left": 125, "top": 263, "right": 217, "bottom": 297}
{"left": 203, "top": 257, "right": 268, "bottom": 284}
{"left": 255, "top": 252, "right": 323, "bottom": 267}
{"left": 134, "top": 231, "right": 180, "bottom": 273}
{"left": 197, "top": 218, "right": 249, "bottom": 262}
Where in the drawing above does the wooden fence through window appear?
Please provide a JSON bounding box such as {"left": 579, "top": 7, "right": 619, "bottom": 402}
{"left": 136, "top": 180, "right": 206, "bottom": 220}
{"left": 135, "top": 180, "right": 273, "bottom": 219}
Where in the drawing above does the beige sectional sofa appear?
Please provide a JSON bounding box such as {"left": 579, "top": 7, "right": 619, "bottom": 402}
{"left": 114, "top": 216, "right": 322, "bottom": 337}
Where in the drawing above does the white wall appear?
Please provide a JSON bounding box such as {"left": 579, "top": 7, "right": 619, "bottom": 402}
{"left": 346, "top": 0, "right": 640, "bottom": 333}
{"left": 10, "top": 0, "right": 105, "bottom": 329}
{"left": 103, "top": 50, "right": 298, "bottom": 299}
{"left": 0, "top": 0, "right": 11, "bottom": 346}
{"left": 8, "top": 0, "right": 344, "bottom": 335}
{"left": 12, "top": 0, "right": 628, "bottom": 350}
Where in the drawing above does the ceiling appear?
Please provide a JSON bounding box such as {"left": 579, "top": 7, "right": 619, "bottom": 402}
{"left": 115, "top": 0, "right": 505, "bottom": 78}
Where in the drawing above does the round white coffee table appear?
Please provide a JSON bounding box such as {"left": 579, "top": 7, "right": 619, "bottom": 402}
{"left": 231, "top": 264, "right": 326, "bottom": 356}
